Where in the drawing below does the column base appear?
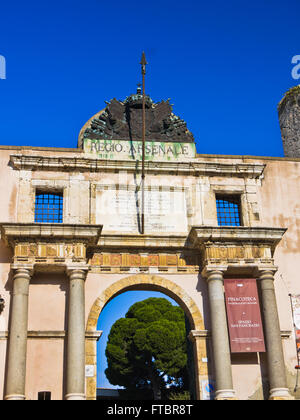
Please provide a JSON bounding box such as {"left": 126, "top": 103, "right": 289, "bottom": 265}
{"left": 4, "top": 394, "right": 26, "bottom": 400}
{"left": 65, "top": 393, "right": 86, "bottom": 400}
{"left": 269, "top": 388, "right": 294, "bottom": 400}
{"left": 215, "top": 389, "right": 237, "bottom": 400}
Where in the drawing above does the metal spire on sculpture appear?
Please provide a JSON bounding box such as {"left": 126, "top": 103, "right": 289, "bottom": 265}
{"left": 140, "top": 51, "right": 147, "bottom": 234}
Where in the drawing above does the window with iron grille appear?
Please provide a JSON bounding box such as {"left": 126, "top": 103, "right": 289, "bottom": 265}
{"left": 34, "top": 191, "right": 63, "bottom": 223}
{"left": 216, "top": 195, "right": 242, "bottom": 226}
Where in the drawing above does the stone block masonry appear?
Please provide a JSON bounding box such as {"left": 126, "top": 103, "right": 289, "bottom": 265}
{"left": 278, "top": 85, "right": 300, "bottom": 158}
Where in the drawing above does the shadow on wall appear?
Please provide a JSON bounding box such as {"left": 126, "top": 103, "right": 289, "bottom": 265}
{"left": 196, "top": 272, "right": 210, "bottom": 330}
{"left": 0, "top": 239, "right": 13, "bottom": 264}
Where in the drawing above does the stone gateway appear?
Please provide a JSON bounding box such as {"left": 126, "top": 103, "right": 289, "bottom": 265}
{"left": 0, "top": 86, "right": 300, "bottom": 400}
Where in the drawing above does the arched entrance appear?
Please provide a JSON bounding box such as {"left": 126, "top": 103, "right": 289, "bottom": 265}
{"left": 85, "top": 274, "right": 209, "bottom": 400}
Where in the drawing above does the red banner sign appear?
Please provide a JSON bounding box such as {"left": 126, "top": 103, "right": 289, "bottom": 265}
{"left": 224, "top": 279, "right": 265, "bottom": 353}
{"left": 290, "top": 294, "right": 300, "bottom": 366}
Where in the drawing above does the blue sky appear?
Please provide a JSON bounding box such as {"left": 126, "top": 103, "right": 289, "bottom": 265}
{"left": 1, "top": 0, "right": 300, "bottom": 389}
{"left": 0, "top": 0, "right": 299, "bottom": 156}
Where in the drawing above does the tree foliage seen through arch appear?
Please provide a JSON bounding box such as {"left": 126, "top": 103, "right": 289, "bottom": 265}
{"left": 105, "top": 297, "right": 189, "bottom": 399}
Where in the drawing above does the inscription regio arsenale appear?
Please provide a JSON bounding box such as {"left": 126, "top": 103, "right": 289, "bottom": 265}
{"left": 84, "top": 139, "right": 196, "bottom": 161}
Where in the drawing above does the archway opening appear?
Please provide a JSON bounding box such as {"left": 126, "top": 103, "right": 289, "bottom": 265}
{"left": 86, "top": 274, "right": 208, "bottom": 400}
{"left": 96, "top": 289, "right": 196, "bottom": 400}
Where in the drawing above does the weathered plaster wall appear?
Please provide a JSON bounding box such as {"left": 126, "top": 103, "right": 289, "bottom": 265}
{"left": 255, "top": 159, "right": 300, "bottom": 395}
{"left": 0, "top": 149, "right": 20, "bottom": 398}
{"left": 1, "top": 146, "right": 300, "bottom": 399}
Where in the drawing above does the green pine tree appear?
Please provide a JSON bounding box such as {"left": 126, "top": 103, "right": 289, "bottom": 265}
{"left": 105, "top": 297, "right": 189, "bottom": 400}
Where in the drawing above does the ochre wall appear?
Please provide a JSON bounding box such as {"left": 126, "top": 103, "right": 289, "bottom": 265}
{"left": 1, "top": 147, "right": 300, "bottom": 399}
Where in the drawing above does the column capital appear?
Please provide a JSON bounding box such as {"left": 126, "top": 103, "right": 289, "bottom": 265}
{"left": 201, "top": 265, "right": 228, "bottom": 280}
{"left": 11, "top": 264, "right": 34, "bottom": 277}
{"left": 254, "top": 265, "right": 278, "bottom": 279}
{"left": 188, "top": 330, "right": 210, "bottom": 342}
{"left": 65, "top": 265, "right": 89, "bottom": 279}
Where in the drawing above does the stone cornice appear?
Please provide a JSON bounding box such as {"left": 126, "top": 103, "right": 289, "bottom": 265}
{"left": 1, "top": 328, "right": 290, "bottom": 341}
{"left": 91, "top": 226, "right": 287, "bottom": 253}
{"left": 0, "top": 223, "right": 103, "bottom": 247}
{"left": 0, "top": 224, "right": 286, "bottom": 251}
{"left": 188, "top": 226, "right": 287, "bottom": 249}
{"left": 0, "top": 330, "right": 103, "bottom": 340}
{"left": 96, "top": 233, "right": 189, "bottom": 250}
{"left": 9, "top": 154, "right": 265, "bottom": 178}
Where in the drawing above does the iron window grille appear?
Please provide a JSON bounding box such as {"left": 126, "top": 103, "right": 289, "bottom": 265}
{"left": 216, "top": 195, "right": 242, "bottom": 226}
{"left": 34, "top": 191, "right": 63, "bottom": 223}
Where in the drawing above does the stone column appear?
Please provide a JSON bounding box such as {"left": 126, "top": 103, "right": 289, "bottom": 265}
{"left": 5, "top": 266, "right": 33, "bottom": 400}
{"left": 257, "top": 268, "right": 293, "bottom": 400}
{"left": 65, "top": 266, "right": 88, "bottom": 401}
{"left": 203, "top": 267, "right": 236, "bottom": 400}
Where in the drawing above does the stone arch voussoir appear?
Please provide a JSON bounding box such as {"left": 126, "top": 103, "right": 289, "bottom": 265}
{"left": 86, "top": 274, "right": 204, "bottom": 332}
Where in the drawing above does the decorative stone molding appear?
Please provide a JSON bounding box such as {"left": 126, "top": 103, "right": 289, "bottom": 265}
{"left": 3, "top": 328, "right": 290, "bottom": 342}
{"left": 0, "top": 223, "right": 102, "bottom": 243}
{"left": 0, "top": 331, "right": 103, "bottom": 340}
{"left": 188, "top": 330, "right": 210, "bottom": 340}
{"left": 66, "top": 264, "right": 89, "bottom": 277}
{"left": 0, "top": 223, "right": 102, "bottom": 271}
{"left": 201, "top": 265, "right": 228, "bottom": 279}
{"left": 9, "top": 154, "right": 265, "bottom": 178}
{"left": 188, "top": 226, "right": 287, "bottom": 275}
{"left": 188, "top": 329, "right": 290, "bottom": 341}
{"left": 189, "top": 226, "right": 287, "bottom": 247}
{"left": 90, "top": 251, "right": 200, "bottom": 274}
{"left": 0, "top": 224, "right": 287, "bottom": 276}
{"left": 97, "top": 233, "right": 188, "bottom": 249}
{"left": 1, "top": 224, "right": 287, "bottom": 276}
